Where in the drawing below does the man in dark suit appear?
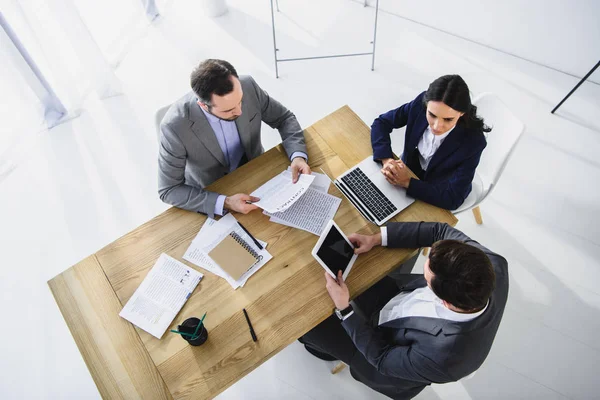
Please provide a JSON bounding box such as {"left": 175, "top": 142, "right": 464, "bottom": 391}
{"left": 300, "top": 222, "right": 508, "bottom": 400}
{"left": 371, "top": 75, "right": 489, "bottom": 210}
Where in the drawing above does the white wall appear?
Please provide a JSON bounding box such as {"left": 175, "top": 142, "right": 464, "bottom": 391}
{"left": 370, "top": 0, "right": 600, "bottom": 81}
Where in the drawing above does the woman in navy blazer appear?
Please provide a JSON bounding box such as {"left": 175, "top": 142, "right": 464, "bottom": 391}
{"left": 371, "top": 75, "right": 490, "bottom": 210}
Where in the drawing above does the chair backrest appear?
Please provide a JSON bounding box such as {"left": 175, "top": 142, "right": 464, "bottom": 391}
{"left": 472, "top": 93, "right": 525, "bottom": 199}
{"left": 154, "top": 105, "right": 171, "bottom": 138}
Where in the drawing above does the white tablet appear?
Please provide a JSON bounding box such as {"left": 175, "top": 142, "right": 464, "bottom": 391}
{"left": 311, "top": 220, "right": 358, "bottom": 280}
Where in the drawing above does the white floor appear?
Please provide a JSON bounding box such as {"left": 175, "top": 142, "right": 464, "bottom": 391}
{"left": 1, "top": 0, "right": 599, "bottom": 399}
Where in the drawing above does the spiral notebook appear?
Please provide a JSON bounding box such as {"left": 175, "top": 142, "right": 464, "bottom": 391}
{"left": 208, "top": 232, "right": 262, "bottom": 281}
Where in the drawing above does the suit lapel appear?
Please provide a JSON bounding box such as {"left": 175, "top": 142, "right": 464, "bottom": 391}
{"left": 426, "top": 126, "right": 464, "bottom": 172}
{"left": 408, "top": 117, "right": 429, "bottom": 150}
{"left": 402, "top": 276, "right": 427, "bottom": 291}
{"left": 189, "top": 101, "right": 227, "bottom": 167}
{"left": 380, "top": 316, "right": 443, "bottom": 335}
{"left": 404, "top": 117, "right": 428, "bottom": 167}
{"left": 235, "top": 101, "right": 253, "bottom": 158}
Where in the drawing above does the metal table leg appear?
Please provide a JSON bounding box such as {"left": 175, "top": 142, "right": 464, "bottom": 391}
{"left": 269, "top": 0, "right": 380, "bottom": 78}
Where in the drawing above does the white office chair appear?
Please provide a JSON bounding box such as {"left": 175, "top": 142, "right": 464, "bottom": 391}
{"left": 453, "top": 92, "right": 525, "bottom": 224}
{"left": 154, "top": 105, "right": 170, "bottom": 138}
{"left": 422, "top": 93, "right": 524, "bottom": 256}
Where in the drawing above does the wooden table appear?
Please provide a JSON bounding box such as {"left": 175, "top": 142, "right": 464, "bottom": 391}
{"left": 49, "top": 106, "right": 457, "bottom": 399}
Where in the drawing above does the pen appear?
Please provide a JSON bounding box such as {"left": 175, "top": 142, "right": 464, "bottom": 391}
{"left": 243, "top": 308, "right": 258, "bottom": 342}
{"left": 237, "top": 222, "right": 263, "bottom": 250}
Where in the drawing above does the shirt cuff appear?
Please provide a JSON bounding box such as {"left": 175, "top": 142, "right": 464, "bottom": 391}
{"left": 341, "top": 310, "right": 355, "bottom": 321}
{"left": 380, "top": 227, "right": 388, "bottom": 247}
{"left": 214, "top": 195, "right": 227, "bottom": 216}
{"left": 290, "top": 151, "right": 308, "bottom": 162}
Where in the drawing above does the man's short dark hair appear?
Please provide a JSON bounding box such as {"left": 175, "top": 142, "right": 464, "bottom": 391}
{"left": 190, "top": 59, "right": 239, "bottom": 105}
{"left": 428, "top": 240, "right": 495, "bottom": 311}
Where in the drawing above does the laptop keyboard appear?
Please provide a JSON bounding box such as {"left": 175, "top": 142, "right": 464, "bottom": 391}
{"left": 341, "top": 168, "right": 397, "bottom": 221}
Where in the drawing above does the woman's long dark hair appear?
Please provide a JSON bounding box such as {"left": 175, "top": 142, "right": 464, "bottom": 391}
{"left": 423, "top": 75, "right": 491, "bottom": 133}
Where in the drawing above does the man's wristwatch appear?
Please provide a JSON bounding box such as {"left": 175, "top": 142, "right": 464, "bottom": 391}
{"left": 335, "top": 305, "right": 354, "bottom": 321}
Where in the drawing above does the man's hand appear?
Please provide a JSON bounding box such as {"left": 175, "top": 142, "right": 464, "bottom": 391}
{"left": 325, "top": 270, "right": 350, "bottom": 310}
{"left": 348, "top": 232, "right": 382, "bottom": 254}
{"left": 381, "top": 159, "right": 410, "bottom": 188}
{"left": 224, "top": 193, "right": 260, "bottom": 214}
{"left": 290, "top": 157, "right": 311, "bottom": 183}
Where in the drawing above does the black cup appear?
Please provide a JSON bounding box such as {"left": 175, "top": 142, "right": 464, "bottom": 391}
{"left": 179, "top": 317, "right": 208, "bottom": 346}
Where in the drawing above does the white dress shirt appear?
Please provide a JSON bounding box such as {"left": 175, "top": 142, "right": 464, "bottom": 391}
{"left": 417, "top": 126, "right": 455, "bottom": 171}
{"left": 381, "top": 226, "right": 388, "bottom": 246}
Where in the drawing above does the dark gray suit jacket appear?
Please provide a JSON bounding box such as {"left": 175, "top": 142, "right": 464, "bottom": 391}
{"left": 158, "top": 75, "right": 307, "bottom": 217}
{"left": 342, "top": 223, "right": 509, "bottom": 399}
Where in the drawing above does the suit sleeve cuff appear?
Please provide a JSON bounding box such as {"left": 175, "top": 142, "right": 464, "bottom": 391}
{"left": 373, "top": 151, "right": 395, "bottom": 162}
{"left": 380, "top": 227, "right": 388, "bottom": 247}
{"left": 406, "top": 178, "right": 422, "bottom": 198}
{"left": 290, "top": 151, "right": 308, "bottom": 162}
{"left": 341, "top": 310, "right": 355, "bottom": 321}
{"left": 341, "top": 306, "right": 366, "bottom": 331}
{"left": 214, "top": 195, "right": 227, "bottom": 216}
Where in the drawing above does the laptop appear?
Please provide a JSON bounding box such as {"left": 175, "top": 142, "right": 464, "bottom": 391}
{"left": 334, "top": 156, "right": 415, "bottom": 226}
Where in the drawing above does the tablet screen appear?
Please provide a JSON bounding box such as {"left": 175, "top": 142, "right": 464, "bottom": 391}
{"left": 316, "top": 225, "right": 355, "bottom": 276}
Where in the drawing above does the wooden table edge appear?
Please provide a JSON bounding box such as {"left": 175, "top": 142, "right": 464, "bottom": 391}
{"left": 48, "top": 255, "right": 172, "bottom": 400}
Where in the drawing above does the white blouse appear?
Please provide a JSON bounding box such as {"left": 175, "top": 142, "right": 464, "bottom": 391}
{"left": 417, "top": 126, "right": 455, "bottom": 170}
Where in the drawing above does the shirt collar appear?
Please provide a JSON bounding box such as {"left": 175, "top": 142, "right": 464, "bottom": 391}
{"left": 426, "top": 286, "right": 488, "bottom": 322}
{"left": 427, "top": 125, "right": 455, "bottom": 144}
{"left": 199, "top": 104, "right": 222, "bottom": 124}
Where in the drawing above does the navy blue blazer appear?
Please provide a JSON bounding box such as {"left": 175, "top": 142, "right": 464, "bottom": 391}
{"left": 371, "top": 92, "right": 487, "bottom": 210}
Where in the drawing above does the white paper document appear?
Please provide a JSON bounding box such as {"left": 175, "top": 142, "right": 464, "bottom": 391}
{"left": 286, "top": 168, "right": 331, "bottom": 194}
{"left": 310, "top": 172, "right": 332, "bottom": 193}
{"left": 183, "top": 214, "right": 271, "bottom": 289}
{"left": 267, "top": 188, "right": 342, "bottom": 236}
{"left": 119, "top": 253, "right": 203, "bottom": 339}
{"left": 183, "top": 218, "right": 224, "bottom": 277}
{"left": 250, "top": 170, "right": 315, "bottom": 213}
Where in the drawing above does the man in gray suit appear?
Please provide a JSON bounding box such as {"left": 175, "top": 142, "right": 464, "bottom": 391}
{"left": 300, "top": 222, "right": 508, "bottom": 400}
{"left": 158, "top": 59, "right": 310, "bottom": 217}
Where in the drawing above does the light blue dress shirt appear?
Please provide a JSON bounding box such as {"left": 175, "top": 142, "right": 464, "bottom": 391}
{"left": 201, "top": 107, "right": 245, "bottom": 173}
{"left": 200, "top": 106, "right": 307, "bottom": 216}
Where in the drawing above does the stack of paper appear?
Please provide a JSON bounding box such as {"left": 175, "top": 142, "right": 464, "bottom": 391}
{"left": 183, "top": 214, "right": 272, "bottom": 289}
{"left": 265, "top": 171, "right": 342, "bottom": 236}
{"left": 119, "top": 253, "right": 203, "bottom": 339}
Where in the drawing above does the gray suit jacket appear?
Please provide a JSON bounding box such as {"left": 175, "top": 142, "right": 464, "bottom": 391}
{"left": 342, "top": 223, "right": 509, "bottom": 399}
{"left": 158, "top": 75, "right": 307, "bottom": 217}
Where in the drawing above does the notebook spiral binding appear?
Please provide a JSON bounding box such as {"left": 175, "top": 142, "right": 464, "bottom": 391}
{"left": 230, "top": 232, "right": 264, "bottom": 261}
